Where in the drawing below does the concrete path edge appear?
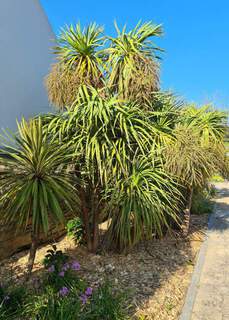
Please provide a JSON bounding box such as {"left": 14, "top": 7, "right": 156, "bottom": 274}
{"left": 179, "top": 206, "right": 217, "bottom": 320}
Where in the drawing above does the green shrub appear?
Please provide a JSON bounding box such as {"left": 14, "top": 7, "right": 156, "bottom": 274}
{"left": 43, "top": 245, "right": 69, "bottom": 270}
{"left": 43, "top": 246, "right": 83, "bottom": 291}
{"left": 66, "top": 217, "right": 85, "bottom": 245}
{"left": 191, "top": 186, "right": 215, "bottom": 215}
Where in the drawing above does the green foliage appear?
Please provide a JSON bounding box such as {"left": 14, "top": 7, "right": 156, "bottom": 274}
{"left": 0, "top": 118, "right": 78, "bottom": 236}
{"left": 181, "top": 105, "right": 226, "bottom": 146}
{"left": 45, "top": 86, "right": 181, "bottom": 249}
{"left": 107, "top": 21, "right": 163, "bottom": 101}
{"left": 25, "top": 282, "right": 129, "bottom": 320}
{"left": 165, "top": 105, "right": 227, "bottom": 189}
{"left": 67, "top": 217, "right": 85, "bottom": 245}
{"left": 165, "top": 124, "right": 218, "bottom": 188}
{"left": 106, "top": 156, "right": 181, "bottom": 248}
{"left": 42, "top": 246, "right": 83, "bottom": 291}
{"left": 46, "top": 21, "right": 163, "bottom": 108}
{"left": 0, "top": 117, "right": 79, "bottom": 273}
{"left": 43, "top": 245, "right": 69, "bottom": 272}
{"left": 0, "top": 272, "right": 129, "bottom": 320}
{"left": 86, "top": 281, "right": 130, "bottom": 319}
{"left": 0, "top": 248, "right": 129, "bottom": 320}
{"left": 0, "top": 19, "right": 228, "bottom": 320}
{"left": 0, "top": 283, "right": 129, "bottom": 320}
{"left": 0, "top": 285, "right": 27, "bottom": 320}
{"left": 25, "top": 286, "right": 82, "bottom": 320}
{"left": 2, "top": 20, "right": 228, "bottom": 255}
{"left": 43, "top": 83, "right": 227, "bottom": 247}
{"left": 44, "top": 19, "right": 228, "bottom": 246}
{"left": 191, "top": 186, "right": 215, "bottom": 215}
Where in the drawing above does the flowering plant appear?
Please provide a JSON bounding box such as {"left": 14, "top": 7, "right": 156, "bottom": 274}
{"left": 43, "top": 247, "right": 83, "bottom": 292}
{"left": 43, "top": 245, "right": 69, "bottom": 271}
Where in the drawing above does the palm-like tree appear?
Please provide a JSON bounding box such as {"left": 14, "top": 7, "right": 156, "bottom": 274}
{"left": 46, "top": 21, "right": 163, "bottom": 106}
{"left": 107, "top": 21, "right": 163, "bottom": 101}
{"left": 45, "top": 86, "right": 180, "bottom": 251}
{"left": 43, "top": 20, "right": 227, "bottom": 250}
{"left": 181, "top": 105, "right": 226, "bottom": 145}
{"left": 46, "top": 23, "right": 105, "bottom": 108}
{"left": 165, "top": 106, "right": 227, "bottom": 235}
{"left": 106, "top": 156, "right": 180, "bottom": 249}
{"left": 0, "top": 118, "right": 78, "bottom": 275}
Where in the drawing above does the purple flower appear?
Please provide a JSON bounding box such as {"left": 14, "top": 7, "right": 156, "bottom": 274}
{"left": 47, "top": 265, "right": 55, "bottom": 273}
{"left": 62, "top": 263, "right": 70, "bottom": 271}
{"left": 59, "top": 286, "right": 69, "bottom": 297}
{"left": 59, "top": 271, "right": 65, "bottom": 277}
{"left": 71, "top": 261, "right": 80, "bottom": 271}
{"left": 80, "top": 294, "right": 88, "bottom": 305}
{"left": 85, "top": 287, "right": 93, "bottom": 296}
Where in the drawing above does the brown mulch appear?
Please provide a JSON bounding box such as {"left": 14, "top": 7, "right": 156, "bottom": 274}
{"left": 0, "top": 214, "right": 208, "bottom": 320}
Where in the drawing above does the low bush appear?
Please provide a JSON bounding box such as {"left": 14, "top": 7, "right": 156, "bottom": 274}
{"left": 191, "top": 186, "right": 215, "bottom": 215}
{"left": 66, "top": 217, "right": 85, "bottom": 245}
{"left": 42, "top": 245, "right": 83, "bottom": 291}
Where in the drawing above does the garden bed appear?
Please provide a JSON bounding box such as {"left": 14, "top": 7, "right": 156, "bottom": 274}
{"left": 0, "top": 214, "right": 208, "bottom": 319}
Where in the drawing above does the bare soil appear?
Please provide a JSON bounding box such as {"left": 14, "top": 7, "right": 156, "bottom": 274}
{"left": 0, "top": 214, "right": 208, "bottom": 320}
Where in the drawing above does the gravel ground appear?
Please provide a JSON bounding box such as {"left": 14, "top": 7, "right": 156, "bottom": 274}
{"left": 0, "top": 214, "right": 208, "bottom": 320}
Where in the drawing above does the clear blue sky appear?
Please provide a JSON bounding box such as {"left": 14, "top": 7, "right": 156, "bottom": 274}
{"left": 41, "top": 0, "right": 229, "bottom": 110}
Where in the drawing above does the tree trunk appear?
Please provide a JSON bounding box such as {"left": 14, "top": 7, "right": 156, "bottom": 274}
{"left": 80, "top": 188, "right": 93, "bottom": 251}
{"left": 91, "top": 187, "right": 100, "bottom": 253}
{"left": 26, "top": 233, "right": 38, "bottom": 278}
{"left": 83, "top": 206, "right": 93, "bottom": 252}
{"left": 92, "top": 211, "right": 99, "bottom": 253}
{"left": 182, "top": 187, "right": 193, "bottom": 236}
{"left": 80, "top": 184, "right": 101, "bottom": 253}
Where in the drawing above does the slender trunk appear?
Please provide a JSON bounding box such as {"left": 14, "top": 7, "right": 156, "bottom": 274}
{"left": 80, "top": 188, "right": 93, "bottom": 251}
{"left": 182, "top": 187, "right": 193, "bottom": 236}
{"left": 91, "top": 187, "right": 99, "bottom": 253}
{"left": 92, "top": 210, "right": 99, "bottom": 252}
{"left": 26, "top": 233, "right": 38, "bottom": 278}
{"left": 83, "top": 206, "right": 93, "bottom": 252}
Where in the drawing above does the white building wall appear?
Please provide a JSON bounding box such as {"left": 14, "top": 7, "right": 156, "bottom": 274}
{"left": 0, "top": 0, "right": 54, "bottom": 131}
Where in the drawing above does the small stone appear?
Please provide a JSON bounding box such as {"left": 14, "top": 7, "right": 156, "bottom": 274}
{"left": 91, "top": 255, "right": 101, "bottom": 263}
{"left": 105, "top": 264, "right": 115, "bottom": 272}
{"left": 97, "top": 267, "right": 105, "bottom": 273}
